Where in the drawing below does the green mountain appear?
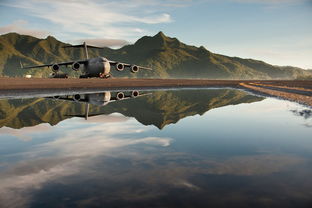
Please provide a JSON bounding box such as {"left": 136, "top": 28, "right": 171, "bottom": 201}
{"left": 0, "top": 89, "right": 263, "bottom": 129}
{"left": 0, "top": 32, "right": 310, "bottom": 79}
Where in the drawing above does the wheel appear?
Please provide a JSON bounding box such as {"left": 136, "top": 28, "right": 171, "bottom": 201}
{"left": 79, "top": 74, "right": 88, "bottom": 78}
{"left": 100, "top": 73, "right": 112, "bottom": 79}
{"left": 105, "top": 73, "right": 113, "bottom": 79}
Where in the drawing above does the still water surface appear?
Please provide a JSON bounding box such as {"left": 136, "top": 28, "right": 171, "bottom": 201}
{"left": 0, "top": 89, "right": 311, "bottom": 208}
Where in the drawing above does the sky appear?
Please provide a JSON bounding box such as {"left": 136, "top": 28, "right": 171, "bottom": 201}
{"left": 0, "top": 0, "right": 311, "bottom": 69}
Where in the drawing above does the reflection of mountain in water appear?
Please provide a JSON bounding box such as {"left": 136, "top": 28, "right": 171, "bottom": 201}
{"left": 0, "top": 89, "right": 263, "bottom": 129}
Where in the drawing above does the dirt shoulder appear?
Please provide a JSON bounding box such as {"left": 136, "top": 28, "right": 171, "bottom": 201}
{"left": 240, "top": 82, "right": 312, "bottom": 107}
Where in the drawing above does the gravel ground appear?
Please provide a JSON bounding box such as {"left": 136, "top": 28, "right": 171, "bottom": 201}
{"left": 240, "top": 83, "right": 312, "bottom": 107}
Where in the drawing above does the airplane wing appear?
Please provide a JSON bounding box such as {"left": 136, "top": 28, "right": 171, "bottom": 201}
{"left": 109, "top": 61, "right": 152, "bottom": 70}
{"left": 21, "top": 60, "right": 88, "bottom": 69}
{"left": 45, "top": 96, "right": 88, "bottom": 103}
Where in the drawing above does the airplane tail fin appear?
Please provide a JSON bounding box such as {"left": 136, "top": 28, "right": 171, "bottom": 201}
{"left": 62, "top": 42, "right": 104, "bottom": 59}
{"left": 85, "top": 103, "right": 89, "bottom": 120}
{"left": 19, "top": 60, "right": 24, "bottom": 69}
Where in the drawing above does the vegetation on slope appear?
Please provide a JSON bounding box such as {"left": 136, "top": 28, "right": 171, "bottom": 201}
{"left": 0, "top": 32, "right": 311, "bottom": 79}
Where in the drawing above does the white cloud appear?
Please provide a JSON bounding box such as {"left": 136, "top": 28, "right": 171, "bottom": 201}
{"left": 230, "top": 0, "right": 308, "bottom": 4}
{"left": 0, "top": 20, "right": 50, "bottom": 38}
{"left": 74, "top": 38, "right": 129, "bottom": 47}
{"left": 244, "top": 36, "right": 312, "bottom": 69}
{"left": 1, "top": 0, "right": 174, "bottom": 41}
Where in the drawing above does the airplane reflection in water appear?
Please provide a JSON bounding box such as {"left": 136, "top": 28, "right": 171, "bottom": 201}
{"left": 48, "top": 90, "right": 151, "bottom": 120}
{"left": 0, "top": 89, "right": 266, "bottom": 130}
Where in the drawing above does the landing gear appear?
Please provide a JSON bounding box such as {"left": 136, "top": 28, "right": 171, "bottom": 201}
{"left": 79, "top": 74, "right": 89, "bottom": 79}
{"left": 79, "top": 73, "right": 113, "bottom": 79}
{"left": 99, "top": 73, "right": 113, "bottom": 79}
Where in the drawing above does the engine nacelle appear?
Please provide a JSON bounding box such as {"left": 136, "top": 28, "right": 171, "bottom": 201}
{"left": 51, "top": 64, "right": 60, "bottom": 72}
{"left": 49, "top": 72, "right": 56, "bottom": 78}
{"left": 131, "top": 90, "right": 139, "bottom": 98}
{"left": 116, "top": 92, "right": 125, "bottom": 100}
{"left": 72, "top": 62, "right": 80, "bottom": 71}
{"left": 73, "top": 94, "right": 81, "bottom": 102}
{"left": 130, "top": 65, "right": 139, "bottom": 73}
{"left": 116, "top": 63, "right": 124, "bottom": 71}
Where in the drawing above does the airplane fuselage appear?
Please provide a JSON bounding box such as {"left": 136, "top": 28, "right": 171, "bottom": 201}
{"left": 86, "top": 91, "right": 111, "bottom": 106}
{"left": 84, "top": 57, "right": 111, "bottom": 78}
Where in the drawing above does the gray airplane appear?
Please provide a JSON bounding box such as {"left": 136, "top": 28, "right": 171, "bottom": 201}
{"left": 21, "top": 42, "right": 152, "bottom": 78}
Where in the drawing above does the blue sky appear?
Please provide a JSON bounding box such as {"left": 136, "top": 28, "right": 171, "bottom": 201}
{"left": 0, "top": 0, "right": 311, "bottom": 68}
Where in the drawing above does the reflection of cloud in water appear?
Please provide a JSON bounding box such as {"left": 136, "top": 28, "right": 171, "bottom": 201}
{"left": 291, "top": 109, "right": 312, "bottom": 127}
{"left": 31, "top": 119, "right": 172, "bottom": 157}
{"left": 0, "top": 114, "right": 130, "bottom": 141}
{"left": 80, "top": 113, "right": 130, "bottom": 123}
{"left": 0, "top": 112, "right": 310, "bottom": 207}
{"left": 291, "top": 109, "right": 312, "bottom": 119}
{"left": 0, "top": 150, "right": 308, "bottom": 207}
{"left": 0, "top": 157, "right": 80, "bottom": 208}
{"left": 37, "top": 135, "right": 172, "bottom": 157}
{"left": 0, "top": 115, "right": 173, "bottom": 208}
{"left": 174, "top": 180, "right": 201, "bottom": 190}
{"left": 0, "top": 124, "right": 52, "bottom": 141}
{"left": 205, "top": 155, "right": 306, "bottom": 176}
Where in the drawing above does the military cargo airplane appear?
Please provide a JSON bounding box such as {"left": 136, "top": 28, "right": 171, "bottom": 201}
{"left": 50, "top": 90, "right": 150, "bottom": 120}
{"left": 21, "top": 42, "right": 152, "bottom": 78}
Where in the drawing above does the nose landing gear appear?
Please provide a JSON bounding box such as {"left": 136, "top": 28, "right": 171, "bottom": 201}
{"left": 99, "top": 73, "right": 113, "bottom": 79}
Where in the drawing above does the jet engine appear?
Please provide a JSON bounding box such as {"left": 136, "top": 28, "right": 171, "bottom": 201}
{"left": 116, "top": 63, "right": 124, "bottom": 71}
{"left": 130, "top": 65, "right": 139, "bottom": 73}
{"left": 49, "top": 72, "right": 56, "bottom": 78}
{"left": 52, "top": 64, "right": 60, "bottom": 72}
{"left": 72, "top": 62, "right": 80, "bottom": 71}
{"left": 131, "top": 90, "right": 139, "bottom": 98}
{"left": 73, "top": 94, "right": 81, "bottom": 102}
{"left": 116, "top": 92, "right": 125, "bottom": 100}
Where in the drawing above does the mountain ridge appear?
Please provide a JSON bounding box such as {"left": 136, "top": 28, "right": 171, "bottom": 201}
{"left": 0, "top": 32, "right": 311, "bottom": 79}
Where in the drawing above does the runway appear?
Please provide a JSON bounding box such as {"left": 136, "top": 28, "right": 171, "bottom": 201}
{"left": 0, "top": 78, "right": 311, "bottom": 106}
{"left": 1, "top": 77, "right": 311, "bottom": 90}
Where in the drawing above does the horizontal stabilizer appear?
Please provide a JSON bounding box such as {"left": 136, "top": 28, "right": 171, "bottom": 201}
{"left": 62, "top": 42, "right": 103, "bottom": 59}
{"left": 62, "top": 44, "right": 104, "bottom": 49}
